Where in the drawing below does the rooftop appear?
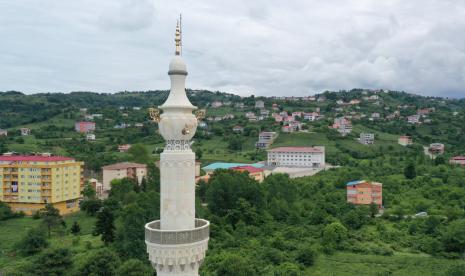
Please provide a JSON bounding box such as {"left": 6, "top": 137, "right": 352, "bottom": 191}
{"left": 0, "top": 155, "right": 74, "bottom": 162}
{"left": 203, "top": 162, "right": 264, "bottom": 171}
{"left": 268, "top": 146, "right": 324, "bottom": 153}
{"left": 231, "top": 165, "right": 264, "bottom": 173}
{"left": 102, "top": 162, "right": 147, "bottom": 170}
{"left": 346, "top": 180, "right": 382, "bottom": 186}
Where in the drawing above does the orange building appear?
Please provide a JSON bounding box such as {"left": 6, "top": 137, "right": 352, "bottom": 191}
{"left": 346, "top": 180, "right": 382, "bottom": 207}
{"left": 231, "top": 165, "right": 265, "bottom": 183}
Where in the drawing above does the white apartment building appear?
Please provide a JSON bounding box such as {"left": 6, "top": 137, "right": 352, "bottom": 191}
{"left": 267, "top": 146, "right": 325, "bottom": 168}
{"left": 256, "top": 131, "right": 278, "bottom": 149}
{"left": 360, "top": 133, "right": 375, "bottom": 145}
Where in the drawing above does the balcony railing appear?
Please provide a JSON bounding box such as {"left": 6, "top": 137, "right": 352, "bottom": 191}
{"left": 145, "top": 218, "right": 209, "bottom": 245}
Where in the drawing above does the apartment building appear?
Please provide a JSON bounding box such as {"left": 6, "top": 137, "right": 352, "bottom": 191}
{"left": 267, "top": 146, "right": 325, "bottom": 168}
{"left": 398, "top": 136, "right": 413, "bottom": 146}
{"left": 429, "top": 143, "right": 445, "bottom": 155}
{"left": 75, "top": 121, "right": 96, "bottom": 133}
{"left": 102, "top": 162, "right": 147, "bottom": 191}
{"left": 346, "top": 180, "right": 382, "bottom": 207}
{"left": 0, "top": 155, "right": 83, "bottom": 215}
{"left": 256, "top": 132, "right": 278, "bottom": 149}
{"left": 360, "top": 133, "right": 375, "bottom": 145}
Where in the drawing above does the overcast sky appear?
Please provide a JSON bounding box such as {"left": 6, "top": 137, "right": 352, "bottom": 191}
{"left": 1, "top": 1, "right": 465, "bottom": 98}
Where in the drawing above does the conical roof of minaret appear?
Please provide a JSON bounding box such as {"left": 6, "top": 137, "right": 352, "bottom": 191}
{"left": 160, "top": 21, "right": 196, "bottom": 110}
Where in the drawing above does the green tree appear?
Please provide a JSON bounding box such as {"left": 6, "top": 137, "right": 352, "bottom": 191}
{"left": 31, "top": 248, "right": 73, "bottom": 276}
{"left": 404, "top": 162, "right": 417, "bottom": 179}
{"left": 296, "top": 244, "right": 317, "bottom": 266}
{"left": 323, "top": 221, "right": 348, "bottom": 249}
{"left": 71, "top": 221, "right": 81, "bottom": 235}
{"left": 75, "top": 248, "right": 120, "bottom": 276}
{"left": 82, "top": 182, "right": 97, "bottom": 199}
{"left": 115, "top": 204, "right": 147, "bottom": 259}
{"left": 38, "top": 204, "right": 65, "bottom": 237}
{"left": 116, "top": 259, "right": 152, "bottom": 276}
{"left": 94, "top": 207, "right": 115, "bottom": 245}
{"left": 16, "top": 227, "right": 49, "bottom": 255}
{"left": 128, "top": 143, "right": 150, "bottom": 163}
{"left": 442, "top": 219, "right": 465, "bottom": 254}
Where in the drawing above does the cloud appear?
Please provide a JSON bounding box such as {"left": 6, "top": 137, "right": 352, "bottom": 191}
{"left": 0, "top": 0, "right": 464, "bottom": 98}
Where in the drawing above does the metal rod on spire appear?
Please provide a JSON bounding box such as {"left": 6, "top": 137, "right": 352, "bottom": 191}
{"left": 180, "top": 14, "right": 182, "bottom": 56}
{"left": 175, "top": 20, "right": 181, "bottom": 55}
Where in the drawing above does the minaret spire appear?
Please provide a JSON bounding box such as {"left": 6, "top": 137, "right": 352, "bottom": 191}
{"left": 175, "top": 18, "right": 181, "bottom": 56}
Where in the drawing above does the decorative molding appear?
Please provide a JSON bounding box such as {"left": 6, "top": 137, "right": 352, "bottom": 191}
{"left": 165, "top": 140, "right": 191, "bottom": 151}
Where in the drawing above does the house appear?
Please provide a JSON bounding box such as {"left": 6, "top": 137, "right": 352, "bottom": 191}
{"left": 281, "top": 125, "right": 294, "bottom": 133}
{"left": 255, "top": 100, "right": 265, "bottom": 109}
{"left": 360, "top": 133, "right": 375, "bottom": 145}
{"left": 102, "top": 162, "right": 147, "bottom": 191}
{"left": 273, "top": 114, "right": 283, "bottom": 122}
{"left": 248, "top": 114, "right": 258, "bottom": 122}
{"left": 350, "top": 99, "right": 361, "bottom": 105}
{"left": 0, "top": 129, "right": 8, "bottom": 136}
{"left": 20, "top": 128, "right": 31, "bottom": 136}
{"left": 133, "top": 107, "right": 141, "bottom": 111}
{"left": 279, "top": 111, "right": 289, "bottom": 118}
{"left": 407, "top": 115, "right": 421, "bottom": 124}
{"left": 86, "top": 134, "right": 96, "bottom": 141}
{"left": 260, "top": 109, "right": 270, "bottom": 116}
{"left": 272, "top": 103, "right": 280, "bottom": 111}
{"left": 135, "top": 123, "right": 144, "bottom": 127}
{"left": 303, "top": 112, "right": 324, "bottom": 121}
{"left": 88, "top": 178, "right": 105, "bottom": 199}
{"left": 450, "top": 156, "right": 465, "bottom": 166}
{"left": 292, "top": 112, "right": 302, "bottom": 119}
{"left": 211, "top": 101, "right": 223, "bottom": 108}
{"left": 231, "top": 166, "right": 265, "bottom": 183}
{"left": 198, "top": 121, "right": 208, "bottom": 129}
{"left": 245, "top": 112, "right": 256, "bottom": 119}
{"left": 118, "top": 144, "right": 132, "bottom": 153}
{"left": 223, "top": 101, "right": 232, "bottom": 106}
{"left": 267, "top": 146, "right": 325, "bottom": 168}
{"left": 429, "top": 143, "right": 445, "bottom": 155}
{"left": 256, "top": 131, "right": 278, "bottom": 149}
{"left": 369, "top": 95, "right": 379, "bottom": 100}
{"left": 371, "top": 113, "right": 381, "bottom": 119}
{"left": 346, "top": 180, "right": 382, "bottom": 207}
{"left": 235, "top": 102, "right": 245, "bottom": 109}
{"left": 75, "top": 121, "right": 96, "bottom": 133}
{"left": 223, "top": 114, "right": 235, "bottom": 120}
{"left": 232, "top": 125, "right": 244, "bottom": 133}
{"left": 398, "top": 136, "right": 413, "bottom": 146}
{"left": 332, "top": 117, "right": 353, "bottom": 136}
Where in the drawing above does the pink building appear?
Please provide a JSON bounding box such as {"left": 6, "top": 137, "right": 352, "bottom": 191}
{"left": 75, "top": 121, "right": 95, "bottom": 133}
{"left": 347, "top": 180, "right": 383, "bottom": 208}
{"left": 398, "top": 136, "right": 413, "bottom": 146}
{"left": 118, "top": 144, "right": 132, "bottom": 152}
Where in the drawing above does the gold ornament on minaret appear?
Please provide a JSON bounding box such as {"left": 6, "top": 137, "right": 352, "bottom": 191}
{"left": 148, "top": 108, "right": 161, "bottom": 123}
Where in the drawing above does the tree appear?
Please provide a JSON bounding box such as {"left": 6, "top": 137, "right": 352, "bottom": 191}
{"left": 128, "top": 143, "right": 150, "bottom": 163}
{"left": 442, "top": 219, "right": 465, "bottom": 254}
{"left": 296, "top": 245, "right": 317, "bottom": 266}
{"left": 16, "top": 227, "right": 49, "bottom": 255}
{"left": 71, "top": 221, "right": 81, "bottom": 235}
{"left": 31, "top": 248, "right": 73, "bottom": 276}
{"left": 228, "top": 135, "right": 244, "bottom": 151}
{"left": 0, "top": 201, "right": 15, "bottom": 220}
{"left": 446, "top": 263, "right": 465, "bottom": 276}
{"left": 323, "top": 221, "right": 348, "bottom": 249}
{"left": 38, "top": 204, "right": 65, "bottom": 237}
{"left": 80, "top": 198, "right": 103, "bottom": 216}
{"left": 94, "top": 207, "right": 115, "bottom": 245}
{"left": 116, "top": 259, "right": 152, "bottom": 276}
{"left": 404, "top": 162, "right": 417, "bottom": 179}
{"left": 195, "top": 147, "right": 203, "bottom": 160}
{"left": 114, "top": 204, "right": 147, "bottom": 259}
{"left": 82, "top": 182, "right": 97, "bottom": 199}
{"left": 75, "top": 248, "right": 120, "bottom": 276}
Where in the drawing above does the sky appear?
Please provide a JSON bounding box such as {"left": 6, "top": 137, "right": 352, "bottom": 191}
{"left": 1, "top": 0, "right": 465, "bottom": 98}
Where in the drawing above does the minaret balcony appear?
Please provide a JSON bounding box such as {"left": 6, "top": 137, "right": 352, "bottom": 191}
{"left": 145, "top": 218, "right": 209, "bottom": 245}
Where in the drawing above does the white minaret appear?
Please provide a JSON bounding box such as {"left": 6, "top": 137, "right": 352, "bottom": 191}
{"left": 145, "top": 20, "right": 209, "bottom": 276}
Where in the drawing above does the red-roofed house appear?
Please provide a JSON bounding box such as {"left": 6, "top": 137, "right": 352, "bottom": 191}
{"left": 231, "top": 166, "right": 265, "bottom": 182}
{"left": 450, "top": 156, "right": 465, "bottom": 166}
{"left": 267, "top": 146, "right": 325, "bottom": 168}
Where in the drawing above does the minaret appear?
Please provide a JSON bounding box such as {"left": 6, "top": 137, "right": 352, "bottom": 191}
{"left": 145, "top": 20, "right": 209, "bottom": 276}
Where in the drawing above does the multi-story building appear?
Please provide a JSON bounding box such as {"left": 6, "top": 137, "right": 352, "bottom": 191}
{"left": 0, "top": 155, "right": 83, "bottom": 215}
{"left": 450, "top": 156, "right": 465, "bottom": 166}
{"left": 429, "top": 143, "right": 445, "bottom": 155}
{"left": 332, "top": 117, "right": 353, "bottom": 136}
{"left": 255, "top": 100, "right": 265, "bottom": 109}
{"left": 88, "top": 178, "right": 105, "bottom": 199}
{"left": 346, "top": 180, "right": 382, "bottom": 207}
{"left": 0, "top": 129, "right": 7, "bottom": 136}
{"left": 102, "top": 162, "right": 147, "bottom": 191}
{"left": 407, "top": 115, "right": 421, "bottom": 124}
{"left": 398, "top": 136, "right": 413, "bottom": 146}
{"left": 118, "top": 144, "right": 131, "bottom": 152}
{"left": 256, "top": 131, "right": 278, "bottom": 149}
{"left": 360, "top": 133, "right": 375, "bottom": 145}
{"left": 20, "top": 128, "right": 31, "bottom": 136}
{"left": 75, "top": 121, "right": 96, "bottom": 133}
{"left": 211, "top": 101, "right": 223, "bottom": 108}
{"left": 267, "top": 146, "right": 325, "bottom": 168}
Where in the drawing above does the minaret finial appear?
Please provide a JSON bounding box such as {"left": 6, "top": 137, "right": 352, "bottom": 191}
{"left": 175, "top": 18, "right": 181, "bottom": 56}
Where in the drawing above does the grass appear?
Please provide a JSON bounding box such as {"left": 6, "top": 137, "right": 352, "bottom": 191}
{"left": 307, "top": 251, "right": 463, "bottom": 275}
{"left": 0, "top": 211, "right": 100, "bottom": 273}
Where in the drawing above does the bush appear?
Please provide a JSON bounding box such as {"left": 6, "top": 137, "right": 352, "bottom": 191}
{"left": 16, "top": 227, "right": 49, "bottom": 255}
{"left": 296, "top": 245, "right": 317, "bottom": 266}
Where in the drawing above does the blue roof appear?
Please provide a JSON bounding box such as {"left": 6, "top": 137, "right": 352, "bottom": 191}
{"left": 346, "top": 180, "right": 362, "bottom": 186}
{"left": 203, "top": 162, "right": 264, "bottom": 171}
